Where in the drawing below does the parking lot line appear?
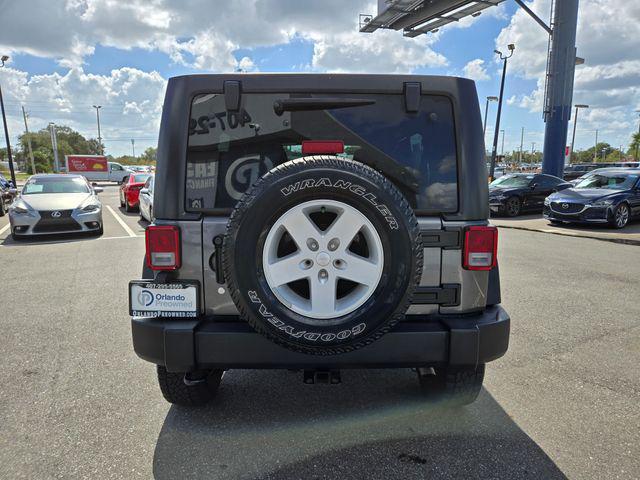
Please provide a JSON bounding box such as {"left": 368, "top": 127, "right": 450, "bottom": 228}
{"left": 0, "top": 223, "right": 10, "bottom": 237}
{"left": 106, "top": 205, "right": 137, "bottom": 237}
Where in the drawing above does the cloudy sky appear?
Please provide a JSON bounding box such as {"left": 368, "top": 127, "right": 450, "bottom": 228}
{"left": 0, "top": 0, "right": 638, "bottom": 157}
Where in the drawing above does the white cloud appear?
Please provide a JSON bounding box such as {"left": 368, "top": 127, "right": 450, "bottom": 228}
{"left": 496, "top": 0, "right": 640, "bottom": 147}
{"left": 463, "top": 59, "right": 490, "bottom": 82}
{"left": 311, "top": 30, "right": 447, "bottom": 73}
{"left": 0, "top": 66, "right": 166, "bottom": 156}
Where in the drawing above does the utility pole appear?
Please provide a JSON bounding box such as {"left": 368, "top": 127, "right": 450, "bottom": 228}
{"left": 0, "top": 54, "right": 16, "bottom": 186}
{"left": 489, "top": 44, "right": 515, "bottom": 180}
{"left": 570, "top": 104, "right": 589, "bottom": 164}
{"left": 21, "top": 106, "right": 36, "bottom": 175}
{"left": 593, "top": 129, "right": 598, "bottom": 162}
{"left": 92, "top": 105, "right": 103, "bottom": 154}
{"left": 49, "top": 123, "right": 60, "bottom": 172}
{"left": 131, "top": 138, "right": 135, "bottom": 158}
{"left": 519, "top": 127, "right": 524, "bottom": 164}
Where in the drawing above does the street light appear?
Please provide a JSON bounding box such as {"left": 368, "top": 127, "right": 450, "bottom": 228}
{"left": 483, "top": 96, "right": 498, "bottom": 149}
{"left": 489, "top": 44, "right": 515, "bottom": 180}
{"left": 569, "top": 104, "right": 588, "bottom": 164}
{"left": 0, "top": 54, "right": 16, "bottom": 186}
{"left": 92, "top": 105, "right": 103, "bottom": 154}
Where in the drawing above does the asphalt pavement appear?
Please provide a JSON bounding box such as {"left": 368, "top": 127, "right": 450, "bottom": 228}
{"left": 0, "top": 185, "right": 638, "bottom": 479}
{"left": 492, "top": 214, "right": 640, "bottom": 245}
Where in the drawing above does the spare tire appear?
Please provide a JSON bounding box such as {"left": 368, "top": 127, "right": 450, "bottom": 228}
{"left": 223, "top": 156, "right": 422, "bottom": 355}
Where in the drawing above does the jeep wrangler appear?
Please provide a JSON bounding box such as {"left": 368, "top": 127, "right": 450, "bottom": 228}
{"left": 129, "top": 74, "right": 510, "bottom": 407}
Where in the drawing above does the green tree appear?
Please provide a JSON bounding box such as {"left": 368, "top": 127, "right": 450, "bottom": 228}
{"left": 15, "top": 126, "right": 103, "bottom": 173}
{"left": 140, "top": 147, "right": 157, "bottom": 163}
{"left": 575, "top": 142, "right": 613, "bottom": 163}
{"left": 628, "top": 131, "right": 640, "bottom": 160}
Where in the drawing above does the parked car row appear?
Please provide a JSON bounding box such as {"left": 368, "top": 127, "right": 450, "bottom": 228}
{"left": 119, "top": 172, "right": 155, "bottom": 222}
{"left": 0, "top": 173, "right": 17, "bottom": 216}
{"left": 490, "top": 169, "right": 640, "bottom": 229}
{"left": 3, "top": 170, "right": 157, "bottom": 241}
{"left": 563, "top": 162, "right": 640, "bottom": 181}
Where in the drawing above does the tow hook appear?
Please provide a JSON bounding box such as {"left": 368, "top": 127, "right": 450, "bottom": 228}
{"left": 303, "top": 369, "right": 341, "bottom": 385}
{"left": 183, "top": 371, "right": 208, "bottom": 386}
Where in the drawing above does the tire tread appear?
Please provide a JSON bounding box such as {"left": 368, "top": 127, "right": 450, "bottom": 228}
{"left": 223, "top": 156, "right": 423, "bottom": 356}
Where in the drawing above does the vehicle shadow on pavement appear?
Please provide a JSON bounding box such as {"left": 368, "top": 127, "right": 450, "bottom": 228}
{"left": 1, "top": 232, "right": 100, "bottom": 246}
{"left": 153, "top": 369, "right": 567, "bottom": 480}
{"left": 490, "top": 213, "right": 541, "bottom": 222}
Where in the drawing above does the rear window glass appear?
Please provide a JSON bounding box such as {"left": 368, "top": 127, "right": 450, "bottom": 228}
{"left": 185, "top": 92, "right": 458, "bottom": 212}
{"left": 133, "top": 174, "right": 150, "bottom": 183}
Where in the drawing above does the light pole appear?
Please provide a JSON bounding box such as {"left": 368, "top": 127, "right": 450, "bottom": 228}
{"left": 519, "top": 127, "right": 524, "bottom": 164}
{"left": 593, "top": 129, "right": 598, "bottom": 162}
{"left": 569, "top": 104, "right": 588, "bottom": 164}
{"left": 0, "top": 54, "right": 16, "bottom": 186}
{"left": 92, "top": 105, "right": 103, "bottom": 154}
{"left": 483, "top": 96, "right": 498, "bottom": 151}
{"left": 131, "top": 138, "right": 135, "bottom": 158}
{"left": 500, "top": 129, "right": 505, "bottom": 156}
{"left": 48, "top": 122, "right": 60, "bottom": 172}
{"left": 635, "top": 111, "right": 640, "bottom": 161}
{"left": 489, "top": 44, "right": 515, "bottom": 180}
{"left": 532, "top": 142, "right": 536, "bottom": 155}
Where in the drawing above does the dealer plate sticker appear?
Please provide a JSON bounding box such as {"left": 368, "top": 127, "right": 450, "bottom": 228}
{"left": 129, "top": 282, "right": 199, "bottom": 318}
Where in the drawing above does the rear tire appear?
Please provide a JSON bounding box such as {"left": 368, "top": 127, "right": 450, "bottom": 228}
{"left": 418, "top": 364, "right": 485, "bottom": 407}
{"left": 124, "top": 200, "right": 132, "bottom": 213}
{"left": 505, "top": 197, "right": 521, "bottom": 217}
{"left": 156, "top": 366, "right": 223, "bottom": 406}
{"left": 0, "top": 201, "right": 5, "bottom": 217}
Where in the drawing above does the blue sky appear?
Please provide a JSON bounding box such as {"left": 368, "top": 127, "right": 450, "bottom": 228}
{"left": 0, "top": 0, "right": 638, "bottom": 157}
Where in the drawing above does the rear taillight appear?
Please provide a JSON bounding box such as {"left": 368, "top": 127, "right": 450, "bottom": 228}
{"left": 146, "top": 225, "right": 180, "bottom": 270}
{"left": 302, "top": 140, "right": 344, "bottom": 155}
{"left": 463, "top": 226, "right": 498, "bottom": 271}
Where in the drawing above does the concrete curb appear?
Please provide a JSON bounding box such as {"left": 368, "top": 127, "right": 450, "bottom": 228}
{"left": 495, "top": 224, "right": 640, "bottom": 246}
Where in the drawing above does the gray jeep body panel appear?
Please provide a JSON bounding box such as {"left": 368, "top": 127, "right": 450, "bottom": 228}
{"left": 154, "top": 74, "right": 489, "bottom": 222}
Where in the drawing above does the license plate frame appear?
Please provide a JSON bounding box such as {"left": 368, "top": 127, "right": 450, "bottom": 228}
{"left": 129, "top": 281, "right": 200, "bottom": 318}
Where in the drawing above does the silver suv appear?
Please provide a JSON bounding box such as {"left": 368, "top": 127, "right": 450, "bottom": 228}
{"left": 129, "top": 74, "right": 510, "bottom": 407}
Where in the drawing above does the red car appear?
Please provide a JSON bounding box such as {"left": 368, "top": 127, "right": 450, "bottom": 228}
{"left": 119, "top": 173, "right": 151, "bottom": 212}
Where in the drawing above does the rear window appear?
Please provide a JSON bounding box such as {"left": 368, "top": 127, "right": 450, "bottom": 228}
{"left": 133, "top": 174, "right": 150, "bottom": 183}
{"left": 185, "top": 92, "right": 458, "bottom": 212}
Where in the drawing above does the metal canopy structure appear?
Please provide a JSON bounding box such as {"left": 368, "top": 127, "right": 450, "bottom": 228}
{"left": 360, "top": 0, "right": 506, "bottom": 37}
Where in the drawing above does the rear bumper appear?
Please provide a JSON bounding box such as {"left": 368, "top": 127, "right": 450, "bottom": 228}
{"left": 131, "top": 305, "right": 510, "bottom": 372}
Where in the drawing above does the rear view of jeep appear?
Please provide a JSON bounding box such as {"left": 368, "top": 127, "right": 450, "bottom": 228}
{"left": 129, "top": 74, "right": 510, "bottom": 407}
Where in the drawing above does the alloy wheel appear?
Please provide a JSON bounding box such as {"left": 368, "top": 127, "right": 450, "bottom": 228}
{"left": 615, "top": 204, "right": 629, "bottom": 228}
{"left": 262, "top": 199, "right": 384, "bottom": 320}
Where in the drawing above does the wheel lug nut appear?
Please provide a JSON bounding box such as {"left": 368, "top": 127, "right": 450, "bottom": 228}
{"left": 328, "top": 238, "right": 340, "bottom": 251}
{"left": 318, "top": 269, "right": 328, "bottom": 283}
{"left": 307, "top": 238, "right": 319, "bottom": 251}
